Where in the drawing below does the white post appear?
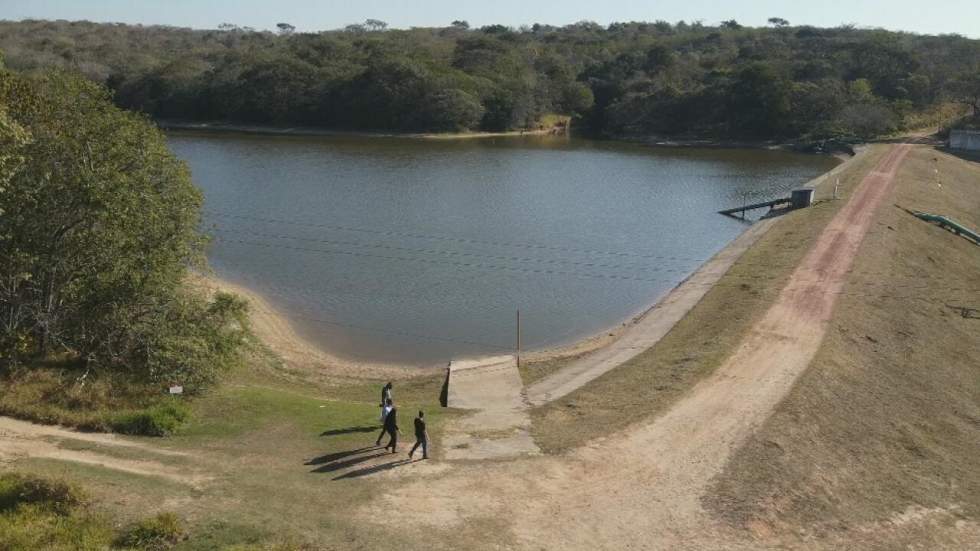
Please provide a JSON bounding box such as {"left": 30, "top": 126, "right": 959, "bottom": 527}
{"left": 516, "top": 309, "right": 521, "bottom": 369}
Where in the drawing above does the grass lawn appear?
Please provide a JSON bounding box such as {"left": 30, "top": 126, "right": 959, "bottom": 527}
{"left": 2, "top": 348, "right": 456, "bottom": 549}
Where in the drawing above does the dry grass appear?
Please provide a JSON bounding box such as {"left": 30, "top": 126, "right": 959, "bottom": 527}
{"left": 528, "top": 147, "right": 890, "bottom": 453}
{"left": 703, "top": 146, "right": 980, "bottom": 546}
{"left": 0, "top": 362, "right": 189, "bottom": 435}
{"left": 518, "top": 354, "right": 583, "bottom": 387}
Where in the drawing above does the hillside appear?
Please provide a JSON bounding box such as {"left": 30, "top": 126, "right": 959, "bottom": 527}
{"left": 704, "top": 146, "right": 980, "bottom": 548}
{"left": 1, "top": 19, "right": 978, "bottom": 138}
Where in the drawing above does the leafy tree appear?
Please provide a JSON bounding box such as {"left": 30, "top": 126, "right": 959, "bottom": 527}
{"left": 364, "top": 19, "right": 388, "bottom": 32}
{"left": 417, "top": 88, "right": 484, "bottom": 131}
{"left": 768, "top": 18, "right": 790, "bottom": 27}
{"left": 950, "top": 72, "right": 980, "bottom": 117}
{"left": 0, "top": 69, "right": 246, "bottom": 388}
{"left": 727, "top": 63, "right": 792, "bottom": 137}
{"left": 2, "top": 18, "right": 978, "bottom": 139}
{"left": 0, "top": 55, "right": 31, "bottom": 199}
{"left": 276, "top": 23, "right": 295, "bottom": 35}
{"left": 451, "top": 20, "right": 470, "bottom": 30}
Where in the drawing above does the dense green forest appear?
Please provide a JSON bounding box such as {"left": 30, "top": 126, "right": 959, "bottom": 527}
{"left": 0, "top": 18, "right": 979, "bottom": 139}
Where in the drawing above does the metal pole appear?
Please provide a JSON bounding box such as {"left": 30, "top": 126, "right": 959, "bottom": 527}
{"left": 516, "top": 309, "right": 521, "bottom": 369}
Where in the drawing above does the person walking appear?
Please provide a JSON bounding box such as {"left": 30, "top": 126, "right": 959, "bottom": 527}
{"left": 375, "top": 397, "right": 393, "bottom": 446}
{"left": 409, "top": 410, "right": 429, "bottom": 460}
{"left": 382, "top": 400, "right": 401, "bottom": 453}
{"left": 379, "top": 382, "right": 392, "bottom": 409}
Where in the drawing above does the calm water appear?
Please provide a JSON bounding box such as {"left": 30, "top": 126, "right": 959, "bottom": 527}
{"left": 167, "top": 132, "right": 838, "bottom": 365}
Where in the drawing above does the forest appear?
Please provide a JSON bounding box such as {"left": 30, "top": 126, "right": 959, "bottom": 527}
{"left": 0, "top": 18, "right": 979, "bottom": 140}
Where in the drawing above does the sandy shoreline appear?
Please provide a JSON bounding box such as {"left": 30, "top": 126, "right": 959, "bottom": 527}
{"left": 191, "top": 273, "right": 440, "bottom": 381}
{"left": 191, "top": 147, "right": 860, "bottom": 378}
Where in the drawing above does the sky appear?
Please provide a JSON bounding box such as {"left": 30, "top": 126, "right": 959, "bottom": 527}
{"left": 0, "top": 0, "right": 977, "bottom": 38}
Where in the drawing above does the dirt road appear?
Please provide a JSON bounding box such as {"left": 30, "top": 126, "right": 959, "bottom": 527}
{"left": 373, "top": 144, "right": 913, "bottom": 549}
{"left": 0, "top": 416, "right": 208, "bottom": 487}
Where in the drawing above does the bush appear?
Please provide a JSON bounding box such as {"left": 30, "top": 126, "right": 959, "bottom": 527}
{"left": 0, "top": 473, "right": 113, "bottom": 551}
{"left": 0, "top": 364, "right": 194, "bottom": 435}
{"left": 116, "top": 512, "right": 186, "bottom": 550}
{"left": 0, "top": 68, "right": 248, "bottom": 392}
{"left": 110, "top": 399, "right": 190, "bottom": 437}
{"left": 0, "top": 474, "right": 84, "bottom": 515}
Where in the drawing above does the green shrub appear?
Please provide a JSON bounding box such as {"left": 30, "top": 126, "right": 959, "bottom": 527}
{"left": 110, "top": 399, "right": 190, "bottom": 437}
{"left": 116, "top": 512, "right": 186, "bottom": 550}
{"left": 0, "top": 473, "right": 113, "bottom": 550}
{"left": 0, "top": 365, "right": 197, "bottom": 436}
{"left": 0, "top": 474, "right": 83, "bottom": 515}
{"left": 1, "top": 69, "right": 249, "bottom": 393}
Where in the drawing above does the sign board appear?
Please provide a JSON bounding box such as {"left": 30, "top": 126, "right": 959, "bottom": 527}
{"left": 169, "top": 385, "right": 184, "bottom": 395}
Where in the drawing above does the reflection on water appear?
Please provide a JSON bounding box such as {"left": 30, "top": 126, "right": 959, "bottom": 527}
{"left": 167, "top": 132, "right": 838, "bottom": 365}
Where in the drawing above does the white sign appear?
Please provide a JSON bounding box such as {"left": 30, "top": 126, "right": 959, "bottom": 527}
{"left": 169, "top": 385, "right": 184, "bottom": 395}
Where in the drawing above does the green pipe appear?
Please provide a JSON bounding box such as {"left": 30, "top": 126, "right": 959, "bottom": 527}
{"left": 912, "top": 211, "right": 980, "bottom": 245}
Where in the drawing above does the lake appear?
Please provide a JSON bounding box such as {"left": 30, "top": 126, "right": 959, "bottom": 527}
{"left": 167, "top": 132, "right": 838, "bottom": 366}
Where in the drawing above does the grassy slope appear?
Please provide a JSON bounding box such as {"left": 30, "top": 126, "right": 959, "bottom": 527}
{"left": 526, "top": 146, "right": 889, "bottom": 453}
{"left": 5, "top": 350, "right": 456, "bottom": 549}
{"left": 704, "top": 147, "right": 980, "bottom": 547}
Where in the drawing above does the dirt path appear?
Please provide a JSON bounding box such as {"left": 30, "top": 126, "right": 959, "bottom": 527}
{"left": 0, "top": 416, "right": 209, "bottom": 487}
{"left": 372, "top": 144, "right": 913, "bottom": 549}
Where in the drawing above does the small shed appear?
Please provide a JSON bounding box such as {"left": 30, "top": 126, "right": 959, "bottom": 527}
{"left": 791, "top": 188, "right": 815, "bottom": 209}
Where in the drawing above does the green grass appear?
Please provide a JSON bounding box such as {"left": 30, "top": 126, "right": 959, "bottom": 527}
{"left": 2, "top": 324, "right": 459, "bottom": 548}
{"left": 4, "top": 364, "right": 458, "bottom": 547}
{"left": 116, "top": 512, "right": 187, "bottom": 550}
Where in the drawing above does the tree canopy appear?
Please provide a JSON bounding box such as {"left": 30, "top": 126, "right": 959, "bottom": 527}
{"left": 0, "top": 19, "right": 977, "bottom": 139}
{"left": 0, "top": 68, "right": 246, "bottom": 390}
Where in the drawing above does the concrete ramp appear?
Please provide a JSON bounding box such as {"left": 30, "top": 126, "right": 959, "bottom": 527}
{"left": 443, "top": 355, "right": 539, "bottom": 460}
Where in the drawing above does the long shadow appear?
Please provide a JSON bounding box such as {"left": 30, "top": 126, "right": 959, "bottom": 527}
{"left": 305, "top": 446, "right": 377, "bottom": 466}
{"left": 320, "top": 426, "right": 379, "bottom": 437}
{"left": 310, "top": 451, "right": 391, "bottom": 474}
{"left": 332, "top": 458, "right": 416, "bottom": 481}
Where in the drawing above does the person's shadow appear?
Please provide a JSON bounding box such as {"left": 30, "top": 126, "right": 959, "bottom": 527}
{"left": 305, "top": 446, "right": 378, "bottom": 467}
{"left": 332, "top": 457, "right": 416, "bottom": 480}
{"left": 320, "top": 426, "right": 378, "bottom": 437}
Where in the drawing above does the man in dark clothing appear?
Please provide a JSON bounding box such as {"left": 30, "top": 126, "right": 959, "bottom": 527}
{"left": 383, "top": 401, "right": 401, "bottom": 453}
{"left": 409, "top": 410, "right": 429, "bottom": 460}
{"left": 375, "top": 397, "right": 393, "bottom": 446}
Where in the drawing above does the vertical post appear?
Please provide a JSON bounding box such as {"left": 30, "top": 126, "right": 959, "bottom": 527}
{"left": 834, "top": 177, "right": 840, "bottom": 200}
{"left": 516, "top": 309, "right": 521, "bottom": 369}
